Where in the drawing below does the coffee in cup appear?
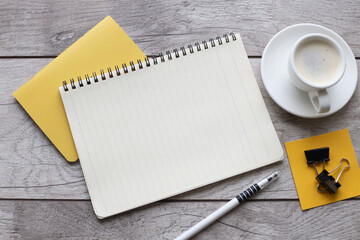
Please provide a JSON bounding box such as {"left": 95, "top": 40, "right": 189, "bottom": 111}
{"left": 288, "top": 33, "right": 346, "bottom": 113}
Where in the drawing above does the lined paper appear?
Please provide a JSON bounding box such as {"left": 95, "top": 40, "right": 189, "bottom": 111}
{"left": 60, "top": 34, "right": 283, "bottom": 218}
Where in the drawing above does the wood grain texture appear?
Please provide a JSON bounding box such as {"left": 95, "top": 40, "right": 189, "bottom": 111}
{"left": 1, "top": 58, "right": 359, "bottom": 200}
{"left": 1, "top": 199, "right": 359, "bottom": 239}
{"left": 1, "top": 1, "right": 360, "bottom": 237}
{"left": 0, "top": 0, "right": 359, "bottom": 57}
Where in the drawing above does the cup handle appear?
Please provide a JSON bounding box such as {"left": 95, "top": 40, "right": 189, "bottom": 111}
{"left": 308, "top": 90, "right": 331, "bottom": 113}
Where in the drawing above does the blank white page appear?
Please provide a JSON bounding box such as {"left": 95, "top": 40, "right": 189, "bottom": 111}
{"left": 60, "top": 34, "right": 283, "bottom": 218}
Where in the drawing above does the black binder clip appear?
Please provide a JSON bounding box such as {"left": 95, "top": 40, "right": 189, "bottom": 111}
{"left": 316, "top": 158, "right": 350, "bottom": 194}
{"left": 305, "top": 147, "right": 351, "bottom": 194}
{"left": 305, "top": 147, "right": 330, "bottom": 174}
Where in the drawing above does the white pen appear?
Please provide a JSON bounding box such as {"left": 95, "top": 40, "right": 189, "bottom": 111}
{"left": 175, "top": 171, "right": 279, "bottom": 240}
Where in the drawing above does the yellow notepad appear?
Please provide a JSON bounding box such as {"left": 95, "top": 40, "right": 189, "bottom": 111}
{"left": 13, "top": 16, "right": 146, "bottom": 162}
{"left": 285, "top": 129, "right": 360, "bottom": 210}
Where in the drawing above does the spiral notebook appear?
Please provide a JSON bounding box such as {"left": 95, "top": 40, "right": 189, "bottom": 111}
{"left": 60, "top": 33, "right": 284, "bottom": 218}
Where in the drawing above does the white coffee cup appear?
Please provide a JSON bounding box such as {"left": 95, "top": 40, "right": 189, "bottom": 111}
{"left": 288, "top": 33, "right": 346, "bottom": 113}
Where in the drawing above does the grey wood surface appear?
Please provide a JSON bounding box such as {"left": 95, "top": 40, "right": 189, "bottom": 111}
{"left": 1, "top": 200, "right": 360, "bottom": 239}
{"left": 1, "top": 0, "right": 359, "bottom": 239}
{"left": 0, "top": 0, "right": 359, "bottom": 57}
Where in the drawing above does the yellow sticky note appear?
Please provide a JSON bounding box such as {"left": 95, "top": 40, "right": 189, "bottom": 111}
{"left": 285, "top": 129, "right": 360, "bottom": 210}
{"left": 13, "top": 16, "right": 146, "bottom": 162}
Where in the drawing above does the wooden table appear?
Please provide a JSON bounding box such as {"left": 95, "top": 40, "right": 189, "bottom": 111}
{"left": 1, "top": 1, "right": 359, "bottom": 239}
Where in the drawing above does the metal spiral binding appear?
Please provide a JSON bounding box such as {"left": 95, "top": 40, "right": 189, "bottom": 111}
{"left": 145, "top": 57, "right": 150, "bottom": 67}
{"left": 180, "top": 47, "right": 186, "bottom": 56}
{"left": 202, "top": 41, "right": 208, "bottom": 49}
{"left": 114, "top": 65, "right": 121, "bottom": 76}
{"left": 195, "top": 42, "right": 201, "bottom": 51}
{"left": 107, "top": 68, "right": 113, "bottom": 78}
{"left": 159, "top": 53, "right": 165, "bottom": 62}
{"left": 62, "top": 33, "right": 238, "bottom": 92}
{"left": 174, "top": 48, "right": 180, "bottom": 58}
{"left": 137, "top": 59, "right": 143, "bottom": 69}
{"left": 210, "top": 38, "right": 215, "bottom": 47}
{"left": 100, "top": 69, "right": 106, "bottom": 80}
{"left": 122, "top": 63, "right": 128, "bottom": 73}
{"left": 85, "top": 74, "right": 90, "bottom": 84}
{"left": 166, "top": 51, "right": 172, "bottom": 60}
{"left": 130, "top": 61, "right": 136, "bottom": 71}
{"left": 70, "top": 78, "right": 75, "bottom": 89}
{"left": 78, "top": 76, "right": 83, "bottom": 87}
{"left": 152, "top": 56, "right": 158, "bottom": 65}
{"left": 188, "top": 44, "right": 194, "bottom": 53}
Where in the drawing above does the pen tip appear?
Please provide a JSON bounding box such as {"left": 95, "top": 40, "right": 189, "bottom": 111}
{"left": 268, "top": 171, "right": 279, "bottom": 182}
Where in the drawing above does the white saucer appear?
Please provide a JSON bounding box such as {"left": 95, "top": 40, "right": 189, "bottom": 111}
{"left": 261, "top": 23, "right": 358, "bottom": 118}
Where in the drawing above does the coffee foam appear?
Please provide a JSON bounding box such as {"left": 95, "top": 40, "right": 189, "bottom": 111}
{"left": 294, "top": 40, "right": 341, "bottom": 84}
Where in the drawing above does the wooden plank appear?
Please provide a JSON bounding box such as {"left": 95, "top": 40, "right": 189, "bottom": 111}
{"left": 1, "top": 199, "right": 359, "bottom": 239}
{"left": 1, "top": 58, "right": 359, "bottom": 200}
{"left": 0, "top": 58, "right": 52, "bottom": 104}
{"left": 0, "top": 0, "right": 359, "bottom": 57}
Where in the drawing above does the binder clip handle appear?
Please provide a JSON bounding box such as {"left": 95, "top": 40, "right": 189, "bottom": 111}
{"left": 329, "top": 158, "right": 350, "bottom": 183}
